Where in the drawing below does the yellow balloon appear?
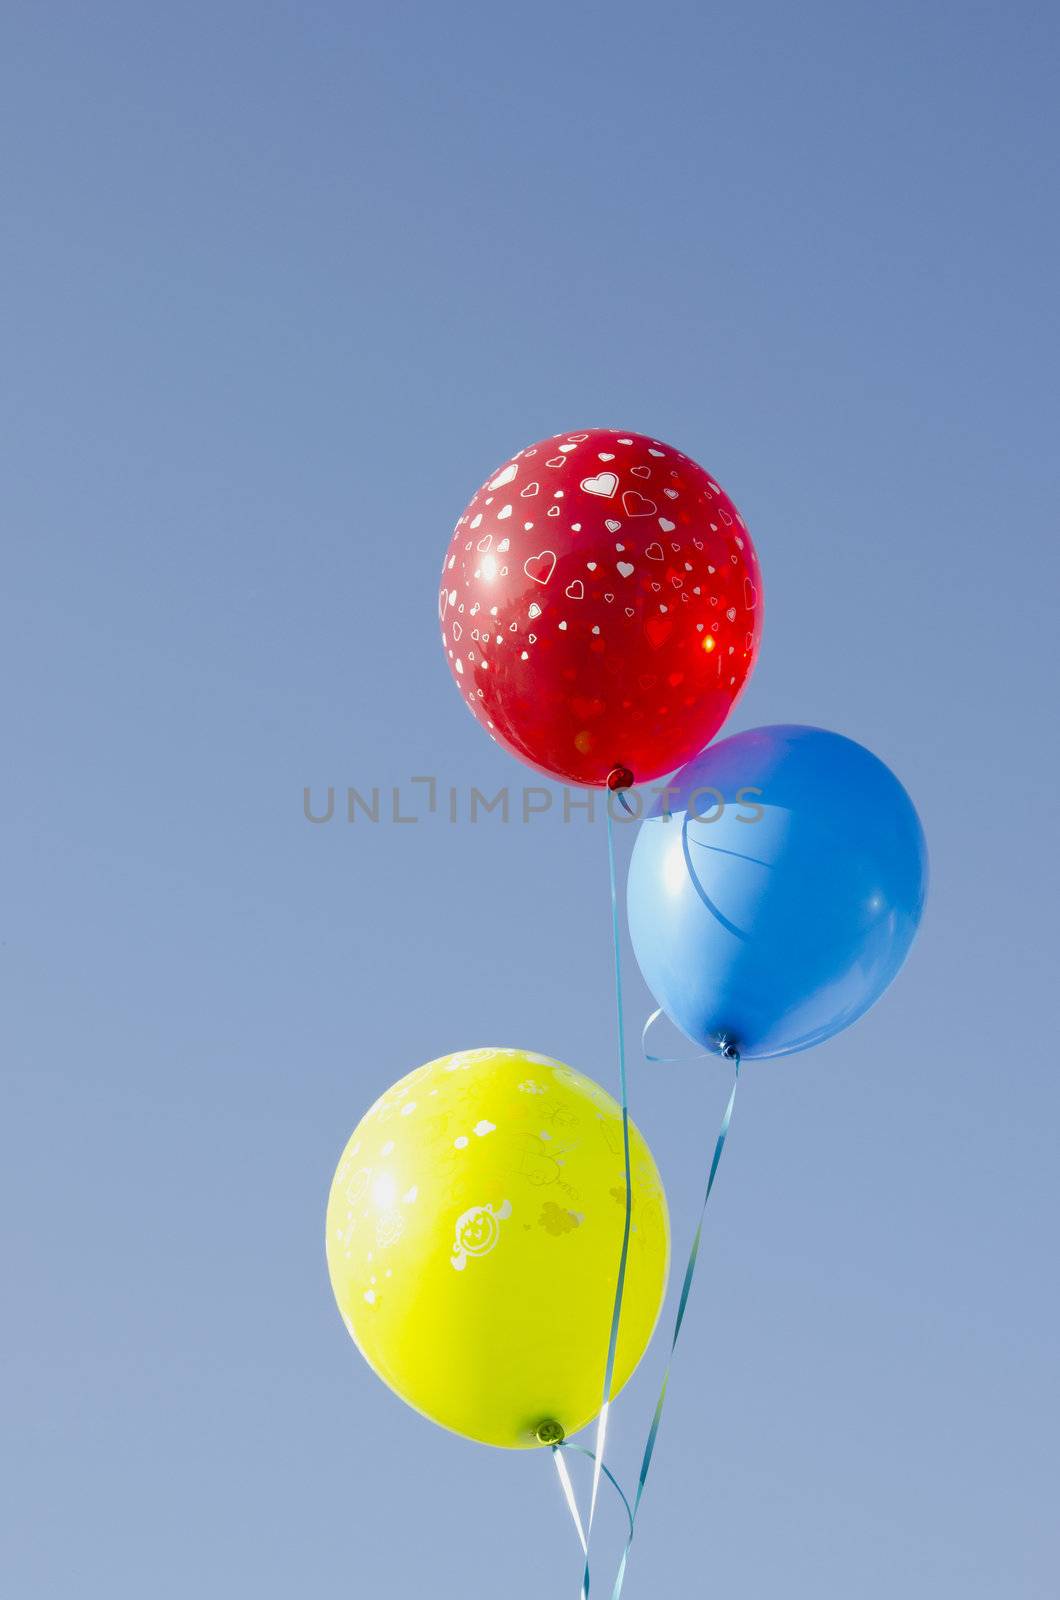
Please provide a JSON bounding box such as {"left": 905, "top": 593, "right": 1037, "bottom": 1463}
{"left": 326, "top": 1047, "right": 670, "bottom": 1449}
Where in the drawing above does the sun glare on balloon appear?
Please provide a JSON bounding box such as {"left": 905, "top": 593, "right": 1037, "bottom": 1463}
{"left": 663, "top": 834, "right": 686, "bottom": 896}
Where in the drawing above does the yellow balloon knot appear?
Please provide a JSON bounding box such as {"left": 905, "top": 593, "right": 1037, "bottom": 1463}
{"left": 535, "top": 1419, "right": 565, "bottom": 1447}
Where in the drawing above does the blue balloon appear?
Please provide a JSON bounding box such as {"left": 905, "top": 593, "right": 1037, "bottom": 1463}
{"left": 626, "top": 725, "right": 928, "bottom": 1060}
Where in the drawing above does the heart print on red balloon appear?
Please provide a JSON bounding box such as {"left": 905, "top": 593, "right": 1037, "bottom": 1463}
{"left": 439, "top": 429, "right": 763, "bottom": 788}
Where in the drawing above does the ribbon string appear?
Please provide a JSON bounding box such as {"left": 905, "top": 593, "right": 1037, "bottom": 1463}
{"left": 549, "top": 1046, "right": 741, "bottom": 1597}
{"left": 555, "top": 790, "right": 739, "bottom": 1599}
{"left": 609, "top": 1050, "right": 740, "bottom": 1599}
{"left": 577, "top": 804, "right": 635, "bottom": 1598}
{"left": 552, "top": 1442, "right": 635, "bottom": 1551}
{"left": 553, "top": 1445, "right": 588, "bottom": 1554}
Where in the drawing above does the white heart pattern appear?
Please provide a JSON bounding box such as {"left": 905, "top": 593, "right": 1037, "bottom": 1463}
{"left": 524, "top": 551, "right": 557, "bottom": 585}
{"left": 565, "top": 580, "right": 584, "bottom": 599}
{"left": 617, "top": 561, "right": 635, "bottom": 578}
{"left": 581, "top": 471, "right": 619, "bottom": 498}
{"left": 622, "top": 490, "right": 656, "bottom": 516}
{"left": 488, "top": 463, "right": 518, "bottom": 490}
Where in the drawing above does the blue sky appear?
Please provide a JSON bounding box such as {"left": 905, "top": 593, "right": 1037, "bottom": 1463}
{"left": 2, "top": 3, "right": 1057, "bottom": 1595}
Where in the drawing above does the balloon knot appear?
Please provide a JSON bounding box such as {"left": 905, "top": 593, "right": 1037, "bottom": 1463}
{"left": 535, "top": 1419, "right": 565, "bottom": 1447}
{"left": 606, "top": 766, "right": 634, "bottom": 792}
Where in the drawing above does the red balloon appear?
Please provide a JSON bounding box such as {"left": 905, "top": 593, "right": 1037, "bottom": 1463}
{"left": 440, "top": 429, "right": 763, "bottom": 788}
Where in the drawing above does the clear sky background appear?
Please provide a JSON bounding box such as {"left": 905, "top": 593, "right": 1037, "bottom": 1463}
{"left": 2, "top": 3, "right": 1057, "bottom": 1595}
